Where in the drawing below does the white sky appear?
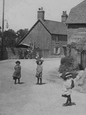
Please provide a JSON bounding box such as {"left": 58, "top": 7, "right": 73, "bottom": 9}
{"left": 0, "top": 0, "right": 84, "bottom": 31}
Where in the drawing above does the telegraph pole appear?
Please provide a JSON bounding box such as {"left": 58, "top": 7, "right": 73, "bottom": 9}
{"left": 1, "top": 0, "right": 5, "bottom": 60}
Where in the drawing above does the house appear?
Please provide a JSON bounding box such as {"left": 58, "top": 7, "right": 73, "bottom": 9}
{"left": 66, "top": 0, "right": 86, "bottom": 69}
{"left": 19, "top": 8, "right": 67, "bottom": 58}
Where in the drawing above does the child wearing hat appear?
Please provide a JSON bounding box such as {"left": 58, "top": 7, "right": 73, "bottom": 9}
{"left": 13, "top": 61, "right": 21, "bottom": 84}
{"left": 35, "top": 59, "right": 43, "bottom": 85}
{"left": 61, "top": 71, "right": 74, "bottom": 106}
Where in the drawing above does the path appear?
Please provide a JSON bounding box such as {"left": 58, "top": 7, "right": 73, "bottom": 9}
{"left": 0, "top": 59, "right": 86, "bottom": 115}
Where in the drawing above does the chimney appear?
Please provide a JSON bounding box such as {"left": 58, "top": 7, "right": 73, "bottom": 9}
{"left": 61, "top": 11, "right": 68, "bottom": 23}
{"left": 37, "top": 7, "right": 45, "bottom": 21}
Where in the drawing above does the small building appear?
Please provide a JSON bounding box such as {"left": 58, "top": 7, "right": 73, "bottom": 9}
{"left": 66, "top": 0, "right": 86, "bottom": 69}
{"left": 19, "top": 8, "right": 67, "bottom": 58}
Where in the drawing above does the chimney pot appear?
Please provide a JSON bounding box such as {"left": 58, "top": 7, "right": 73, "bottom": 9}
{"left": 37, "top": 7, "right": 45, "bottom": 21}
{"left": 61, "top": 11, "right": 68, "bottom": 23}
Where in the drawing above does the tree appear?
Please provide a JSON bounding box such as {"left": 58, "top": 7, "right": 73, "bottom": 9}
{"left": 16, "top": 28, "right": 29, "bottom": 43}
{"left": 4, "top": 29, "right": 17, "bottom": 47}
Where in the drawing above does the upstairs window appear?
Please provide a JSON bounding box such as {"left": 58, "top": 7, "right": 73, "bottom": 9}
{"left": 52, "top": 35, "right": 58, "bottom": 42}
{"left": 58, "top": 35, "right": 67, "bottom": 41}
{"left": 52, "top": 35, "right": 56, "bottom": 41}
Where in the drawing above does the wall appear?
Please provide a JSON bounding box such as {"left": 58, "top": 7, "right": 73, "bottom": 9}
{"left": 0, "top": 47, "right": 20, "bottom": 60}
{"left": 70, "top": 48, "right": 81, "bottom": 68}
{"left": 51, "top": 35, "right": 67, "bottom": 55}
{"left": 67, "top": 25, "right": 86, "bottom": 43}
{"left": 22, "top": 22, "right": 51, "bottom": 57}
{"left": 67, "top": 25, "right": 86, "bottom": 68}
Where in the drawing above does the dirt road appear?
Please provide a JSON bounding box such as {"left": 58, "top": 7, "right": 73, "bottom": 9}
{"left": 0, "top": 59, "right": 86, "bottom": 115}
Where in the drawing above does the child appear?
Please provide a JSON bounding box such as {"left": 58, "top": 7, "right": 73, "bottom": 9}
{"left": 36, "top": 59, "right": 43, "bottom": 85}
{"left": 13, "top": 61, "right": 21, "bottom": 84}
{"left": 61, "top": 71, "right": 74, "bottom": 106}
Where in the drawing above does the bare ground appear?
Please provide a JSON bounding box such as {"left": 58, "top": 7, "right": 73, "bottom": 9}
{"left": 0, "top": 59, "right": 86, "bottom": 115}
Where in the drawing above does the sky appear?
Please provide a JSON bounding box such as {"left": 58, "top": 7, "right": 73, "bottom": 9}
{"left": 0, "top": 0, "right": 84, "bottom": 32}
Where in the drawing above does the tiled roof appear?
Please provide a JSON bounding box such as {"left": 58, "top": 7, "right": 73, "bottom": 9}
{"left": 18, "top": 19, "right": 67, "bottom": 44}
{"left": 43, "top": 20, "right": 67, "bottom": 35}
{"left": 66, "top": 0, "right": 86, "bottom": 24}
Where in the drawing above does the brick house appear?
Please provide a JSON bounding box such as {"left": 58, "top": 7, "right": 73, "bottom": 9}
{"left": 66, "top": 0, "right": 86, "bottom": 68}
{"left": 19, "top": 8, "right": 67, "bottom": 58}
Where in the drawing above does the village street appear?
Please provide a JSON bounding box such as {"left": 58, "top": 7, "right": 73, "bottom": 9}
{"left": 0, "top": 58, "right": 86, "bottom": 115}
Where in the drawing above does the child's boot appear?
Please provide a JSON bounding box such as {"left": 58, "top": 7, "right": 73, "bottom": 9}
{"left": 63, "top": 97, "right": 69, "bottom": 106}
{"left": 68, "top": 96, "right": 72, "bottom": 105}
{"left": 18, "top": 78, "right": 20, "bottom": 84}
{"left": 37, "top": 78, "right": 39, "bottom": 84}
{"left": 40, "top": 78, "right": 42, "bottom": 85}
{"left": 14, "top": 79, "right": 17, "bottom": 84}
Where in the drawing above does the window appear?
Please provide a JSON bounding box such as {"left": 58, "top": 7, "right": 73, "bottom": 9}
{"left": 52, "top": 35, "right": 56, "bottom": 41}
{"left": 54, "top": 47, "right": 60, "bottom": 54}
{"left": 58, "top": 35, "right": 67, "bottom": 41}
{"left": 52, "top": 35, "right": 58, "bottom": 42}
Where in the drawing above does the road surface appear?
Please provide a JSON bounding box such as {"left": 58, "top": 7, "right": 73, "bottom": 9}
{"left": 0, "top": 59, "right": 86, "bottom": 115}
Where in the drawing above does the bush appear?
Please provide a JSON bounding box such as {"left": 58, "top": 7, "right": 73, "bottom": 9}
{"left": 59, "top": 56, "right": 74, "bottom": 73}
{"left": 61, "top": 56, "right": 74, "bottom": 65}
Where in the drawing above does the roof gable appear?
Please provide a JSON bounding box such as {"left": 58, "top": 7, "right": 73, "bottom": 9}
{"left": 19, "top": 19, "right": 67, "bottom": 44}
{"left": 18, "top": 20, "right": 51, "bottom": 44}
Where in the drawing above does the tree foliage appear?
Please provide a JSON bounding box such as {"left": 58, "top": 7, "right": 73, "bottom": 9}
{"left": 59, "top": 56, "right": 74, "bottom": 73}
{"left": 16, "top": 28, "right": 29, "bottom": 43}
{"left": 0, "top": 28, "right": 29, "bottom": 47}
{"left": 4, "top": 29, "right": 17, "bottom": 47}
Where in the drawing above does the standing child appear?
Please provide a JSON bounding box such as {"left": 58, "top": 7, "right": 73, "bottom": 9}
{"left": 61, "top": 71, "right": 74, "bottom": 106}
{"left": 13, "top": 61, "right": 21, "bottom": 84}
{"left": 36, "top": 59, "right": 43, "bottom": 85}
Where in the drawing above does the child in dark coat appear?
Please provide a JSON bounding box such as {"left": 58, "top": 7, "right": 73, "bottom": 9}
{"left": 36, "top": 59, "right": 43, "bottom": 84}
{"left": 13, "top": 61, "right": 21, "bottom": 84}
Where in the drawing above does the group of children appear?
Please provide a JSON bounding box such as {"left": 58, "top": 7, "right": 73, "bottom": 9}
{"left": 12, "top": 58, "right": 75, "bottom": 106}
{"left": 12, "top": 57, "right": 43, "bottom": 85}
